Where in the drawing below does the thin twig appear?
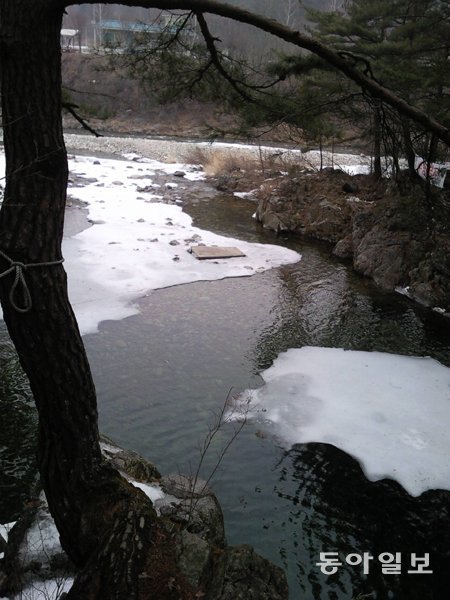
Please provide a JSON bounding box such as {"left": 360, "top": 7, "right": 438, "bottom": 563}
{"left": 62, "top": 103, "right": 103, "bottom": 138}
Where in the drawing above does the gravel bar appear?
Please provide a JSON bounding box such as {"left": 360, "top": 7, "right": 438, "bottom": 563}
{"left": 64, "top": 132, "right": 372, "bottom": 172}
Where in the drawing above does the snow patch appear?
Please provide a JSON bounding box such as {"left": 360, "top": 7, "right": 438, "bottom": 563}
{"left": 19, "top": 503, "right": 61, "bottom": 566}
{"left": 0, "top": 152, "right": 300, "bottom": 332}
{"left": 5, "top": 578, "right": 74, "bottom": 600}
{"left": 237, "top": 346, "right": 450, "bottom": 497}
{"left": 63, "top": 154, "right": 299, "bottom": 334}
{"left": 0, "top": 521, "right": 16, "bottom": 544}
{"left": 233, "top": 190, "right": 258, "bottom": 199}
{"left": 130, "top": 480, "right": 165, "bottom": 503}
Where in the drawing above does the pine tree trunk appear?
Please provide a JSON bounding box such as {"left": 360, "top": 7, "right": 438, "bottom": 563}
{"left": 401, "top": 119, "right": 416, "bottom": 174}
{"left": 373, "top": 105, "right": 382, "bottom": 179}
{"left": 0, "top": 3, "right": 194, "bottom": 597}
{"left": 0, "top": 0, "right": 106, "bottom": 564}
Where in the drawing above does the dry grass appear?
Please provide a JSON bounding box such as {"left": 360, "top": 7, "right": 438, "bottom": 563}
{"left": 183, "top": 145, "right": 303, "bottom": 180}
{"left": 183, "top": 146, "right": 260, "bottom": 176}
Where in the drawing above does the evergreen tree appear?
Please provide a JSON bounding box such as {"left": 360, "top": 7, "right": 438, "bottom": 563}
{"left": 273, "top": 0, "right": 450, "bottom": 177}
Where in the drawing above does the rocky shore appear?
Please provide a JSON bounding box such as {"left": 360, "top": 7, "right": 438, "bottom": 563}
{"left": 0, "top": 437, "right": 288, "bottom": 599}
{"left": 254, "top": 169, "right": 450, "bottom": 313}
{"left": 62, "top": 129, "right": 450, "bottom": 312}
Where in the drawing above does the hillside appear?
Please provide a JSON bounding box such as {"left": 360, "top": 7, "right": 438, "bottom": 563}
{"left": 62, "top": 53, "right": 237, "bottom": 138}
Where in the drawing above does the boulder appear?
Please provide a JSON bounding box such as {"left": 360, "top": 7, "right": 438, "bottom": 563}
{"left": 175, "top": 528, "right": 213, "bottom": 589}
{"left": 256, "top": 169, "right": 450, "bottom": 311}
{"left": 255, "top": 172, "right": 354, "bottom": 242}
{"left": 100, "top": 435, "right": 161, "bottom": 482}
{"left": 209, "top": 544, "right": 289, "bottom": 600}
{"left": 1, "top": 439, "right": 288, "bottom": 600}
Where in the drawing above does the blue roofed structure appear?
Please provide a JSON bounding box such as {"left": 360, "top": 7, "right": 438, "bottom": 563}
{"left": 94, "top": 16, "right": 196, "bottom": 49}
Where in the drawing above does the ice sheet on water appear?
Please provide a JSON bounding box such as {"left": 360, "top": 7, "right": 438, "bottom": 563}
{"left": 238, "top": 346, "right": 450, "bottom": 497}
{"left": 0, "top": 152, "right": 300, "bottom": 333}
{"left": 64, "top": 155, "right": 300, "bottom": 334}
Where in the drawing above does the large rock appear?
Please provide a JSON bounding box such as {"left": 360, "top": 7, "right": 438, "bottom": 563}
{"left": 100, "top": 434, "right": 161, "bottom": 482}
{"left": 1, "top": 439, "right": 288, "bottom": 600}
{"left": 256, "top": 169, "right": 450, "bottom": 311}
{"left": 209, "top": 545, "right": 289, "bottom": 600}
{"left": 159, "top": 491, "right": 226, "bottom": 549}
{"left": 256, "top": 170, "right": 356, "bottom": 241}
{"left": 175, "top": 528, "right": 213, "bottom": 589}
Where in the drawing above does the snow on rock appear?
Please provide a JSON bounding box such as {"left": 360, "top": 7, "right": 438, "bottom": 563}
{"left": 234, "top": 190, "right": 258, "bottom": 199}
{"left": 0, "top": 521, "right": 16, "bottom": 544}
{"left": 130, "top": 480, "right": 166, "bottom": 503}
{"left": 237, "top": 346, "right": 450, "bottom": 497}
{"left": 18, "top": 496, "right": 62, "bottom": 569}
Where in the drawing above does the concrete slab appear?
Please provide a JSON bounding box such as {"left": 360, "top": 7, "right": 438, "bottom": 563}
{"left": 189, "top": 245, "right": 246, "bottom": 260}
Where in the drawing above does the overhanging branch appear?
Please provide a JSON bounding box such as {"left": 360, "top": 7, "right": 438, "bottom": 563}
{"left": 62, "top": 0, "right": 450, "bottom": 146}
{"left": 195, "top": 12, "right": 254, "bottom": 104}
{"left": 62, "top": 102, "right": 103, "bottom": 137}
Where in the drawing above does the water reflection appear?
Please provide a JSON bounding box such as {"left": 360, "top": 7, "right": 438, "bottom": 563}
{"left": 275, "top": 443, "right": 450, "bottom": 600}
{"left": 1, "top": 188, "right": 450, "bottom": 599}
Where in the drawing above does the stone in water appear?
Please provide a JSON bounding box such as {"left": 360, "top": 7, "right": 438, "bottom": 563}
{"left": 190, "top": 245, "right": 246, "bottom": 260}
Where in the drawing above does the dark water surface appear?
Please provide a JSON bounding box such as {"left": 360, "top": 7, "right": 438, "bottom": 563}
{"left": 1, "top": 190, "right": 450, "bottom": 599}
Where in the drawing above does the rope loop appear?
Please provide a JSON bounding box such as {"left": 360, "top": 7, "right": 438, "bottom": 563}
{"left": 0, "top": 249, "right": 64, "bottom": 313}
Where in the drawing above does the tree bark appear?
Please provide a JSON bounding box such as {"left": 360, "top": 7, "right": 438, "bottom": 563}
{"left": 0, "top": 0, "right": 105, "bottom": 563}
{"left": 0, "top": 3, "right": 198, "bottom": 597}
{"left": 1, "top": 0, "right": 449, "bottom": 596}
{"left": 401, "top": 119, "right": 416, "bottom": 174}
{"left": 373, "top": 105, "right": 382, "bottom": 179}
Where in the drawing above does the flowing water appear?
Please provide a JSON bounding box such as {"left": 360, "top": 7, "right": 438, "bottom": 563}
{"left": 1, "top": 188, "right": 450, "bottom": 599}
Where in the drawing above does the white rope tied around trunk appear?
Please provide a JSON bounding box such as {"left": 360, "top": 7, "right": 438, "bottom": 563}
{"left": 0, "top": 249, "right": 64, "bottom": 313}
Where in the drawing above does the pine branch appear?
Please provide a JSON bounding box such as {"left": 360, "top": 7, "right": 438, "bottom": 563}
{"left": 62, "top": 103, "right": 103, "bottom": 137}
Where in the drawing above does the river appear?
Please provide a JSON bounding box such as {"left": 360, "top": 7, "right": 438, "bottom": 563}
{"left": 1, "top": 162, "right": 450, "bottom": 599}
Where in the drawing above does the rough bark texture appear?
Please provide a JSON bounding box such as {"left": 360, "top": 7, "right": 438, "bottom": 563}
{"left": 0, "top": 0, "right": 105, "bottom": 562}
{"left": 0, "top": 4, "right": 288, "bottom": 598}
{"left": 0, "top": 3, "right": 189, "bottom": 597}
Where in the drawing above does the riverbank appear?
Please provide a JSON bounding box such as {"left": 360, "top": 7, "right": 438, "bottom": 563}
{"left": 0, "top": 437, "right": 288, "bottom": 599}
{"left": 2, "top": 133, "right": 450, "bottom": 598}
{"left": 65, "top": 130, "right": 450, "bottom": 315}
{"left": 253, "top": 168, "right": 450, "bottom": 314}
{"left": 0, "top": 141, "right": 300, "bottom": 330}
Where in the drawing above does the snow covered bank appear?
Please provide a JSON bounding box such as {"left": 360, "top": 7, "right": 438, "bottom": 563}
{"left": 65, "top": 154, "right": 299, "bottom": 334}
{"left": 237, "top": 346, "right": 450, "bottom": 497}
{"left": 0, "top": 579, "right": 75, "bottom": 600}
{"left": 0, "top": 151, "right": 300, "bottom": 334}
{"left": 62, "top": 132, "right": 378, "bottom": 176}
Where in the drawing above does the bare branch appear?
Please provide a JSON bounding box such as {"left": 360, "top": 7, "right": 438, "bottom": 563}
{"left": 62, "top": 102, "right": 103, "bottom": 137}
{"left": 61, "top": 0, "right": 449, "bottom": 145}
{"left": 195, "top": 12, "right": 255, "bottom": 103}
